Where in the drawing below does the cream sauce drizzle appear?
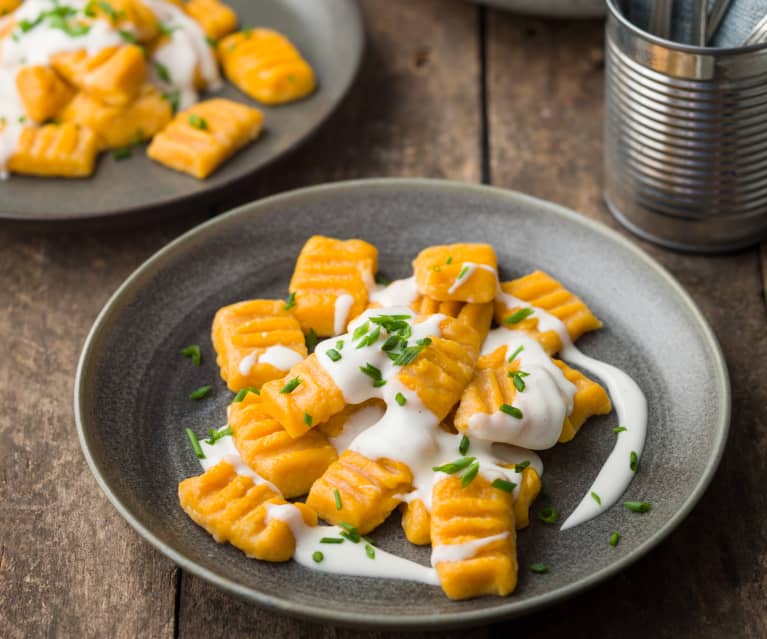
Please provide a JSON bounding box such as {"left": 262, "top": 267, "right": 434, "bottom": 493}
{"left": 332, "top": 293, "right": 355, "bottom": 335}
{"left": 431, "top": 531, "right": 509, "bottom": 567}
{"left": 368, "top": 276, "right": 419, "bottom": 308}
{"left": 447, "top": 262, "right": 496, "bottom": 296}
{"left": 198, "top": 427, "right": 279, "bottom": 493}
{"left": 238, "top": 345, "right": 304, "bottom": 375}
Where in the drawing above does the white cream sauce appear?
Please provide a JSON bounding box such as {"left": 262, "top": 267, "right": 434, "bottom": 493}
{"left": 466, "top": 330, "right": 576, "bottom": 450}
{"left": 238, "top": 345, "right": 304, "bottom": 376}
{"left": 368, "top": 276, "right": 419, "bottom": 308}
{"left": 333, "top": 293, "right": 355, "bottom": 335}
{"left": 447, "top": 262, "right": 496, "bottom": 297}
{"left": 327, "top": 401, "right": 386, "bottom": 454}
{"left": 431, "top": 531, "right": 509, "bottom": 567}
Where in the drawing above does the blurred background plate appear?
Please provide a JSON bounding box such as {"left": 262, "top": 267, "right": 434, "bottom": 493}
{"left": 0, "top": 0, "right": 364, "bottom": 224}
{"left": 472, "top": 0, "right": 606, "bottom": 18}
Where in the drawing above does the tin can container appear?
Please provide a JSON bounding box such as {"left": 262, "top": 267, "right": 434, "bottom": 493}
{"left": 604, "top": 0, "right": 767, "bottom": 252}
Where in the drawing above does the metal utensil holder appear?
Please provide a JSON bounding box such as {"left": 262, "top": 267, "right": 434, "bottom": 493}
{"left": 605, "top": 0, "right": 767, "bottom": 252}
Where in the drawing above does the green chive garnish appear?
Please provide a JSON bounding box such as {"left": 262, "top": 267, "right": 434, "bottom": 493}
{"left": 630, "top": 451, "right": 638, "bottom": 472}
{"left": 303, "top": 412, "right": 313, "bottom": 428}
{"left": 312, "top": 551, "right": 324, "bottom": 563}
{"left": 461, "top": 459, "right": 480, "bottom": 488}
{"left": 624, "top": 501, "right": 651, "bottom": 513}
{"left": 189, "top": 385, "right": 212, "bottom": 400}
{"left": 537, "top": 506, "right": 559, "bottom": 524}
{"left": 326, "top": 349, "right": 342, "bottom": 362}
{"left": 112, "top": 147, "right": 132, "bottom": 160}
{"left": 352, "top": 322, "right": 370, "bottom": 342}
{"left": 456, "top": 265, "right": 470, "bottom": 280}
{"left": 374, "top": 273, "right": 389, "bottom": 285}
{"left": 508, "top": 345, "right": 524, "bottom": 363}
{"left": 153, "top": 60, "right": 172, "bottom": 84}
{"left": 118, "top": 29, "right": 137, "bottom": 43}
{"left": 530, "top": 563, "right": 548, "bottom": 574}
{"left": 306, "top": 328, "right": 318, "bottom": 352}
{"left": 336, "top": 340, "right": 344, "bottom": 350}
{"left": 514, "top": 460, "right": 530, "bottom": 472}
{"left": 459, "top": 434, "right": 470, "bottom": 455}
{"left": 180, "top": 344, "right": 201, "bottom": 366}
{"left": 359, "top": 363, "right": 385, "bottom": 387}
{"left": 280, "top": 377, "right": 301, "bottom": 394}
{"left": 446, "top": 256, "right": 453, "bottom": 264}
{"left": 338, "top": 521, "right": 361, "bottom": 543}
{"left": 508, "top": 370, "right": 530, "bottom": 392}
{"left": 613, "top": 426, "right": 627, "bottom": 434}
{"left": 333, "top": 488, "right": 342, "bottom": 510}
{"left": 491, "top": 478, "right": 516, "bottom": 493}
{"left": 185, "top": 428, "right": 205, "bottom": 459}
{"left": 395, "top": 392, "right": 407, "bottom": 406}
{"left": 432, "top": 456, "right": 476, "bottom": 475}
{"left": 233, "top": 387, "right": 259, "bottom": 402}
{"left": 365, "top": 543, "right": 375, "bottom": 559}
{"left": 283, "top": 292, "right": 296, "bottom": 310}
{"left": 320, "top": 537, "right": 344, "bottom": 544}
{"left": 499, "top": 403, "right": 523, "bottom": 419}
{"left": 205, "top": 426, "right": 232, "bottom": 445}
{"left": 591, "top": 491, "right": 602, "bottom": 506}
{"left": 609, "top": 532, "right": 620, "bottom": 547}
{"left": 356, "top": 325, "right": 380, "bottom": 348}
{"left": 188, "top": 114, "right": 208, "bottom": 130}
{"left": 504, "top": 308, "right": 535, "bottom": 324}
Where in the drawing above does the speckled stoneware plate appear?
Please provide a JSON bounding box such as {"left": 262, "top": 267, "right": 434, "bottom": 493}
{"left": 470, "top": 0, "right": 605, "bottom": 18}
{"left": 75, "top": 179, "right": 730, "bottom": 629}
{"left": 1, "top": 0, "right": 363, "bottom": 223}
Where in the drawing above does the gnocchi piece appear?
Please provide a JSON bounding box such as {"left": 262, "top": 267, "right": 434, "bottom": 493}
{"left": 219, "top": 28, "right": 316, "bottom": 105}
{"left": 87, "top": 0, "right": 161, "bottom": 42}
{"left": 259, "top": 353, "right": 346, "bottom": 439}
{"left": 15, "top": 66, "right": 74, "bottom": 123}
{"left": 413, "top": 243, "right": 499, "bottom": 303}
{"left": 410, "top": 298, "right": 494, "bottom": 345}
{"left": 184, "top": 0, "right": 238, "bottom": 41}
{"left": 59, "top": 84, "right": 173, "bottom": 150}
{"left": 288, "top": 236, "right": 378, "bottom": 336}
{"left": 494, "top": 270, "right": 603, "bottom": 354}
{"left": 228, "top": 391, "right": 337, "bottom": 499}
{"left": 430, "top": 475, "right": 517, "bottom": 600}
{"left": 314, "top": 399, "right": 385, "bottom": 438}
{"left": 52, "top": 45, "right": 148, "bottom": 106}
{"left": 7, "top": 123, "right": 99, "bottom": 177}
{"left": 211, "top": 299, "right": 306, "bottom": 392}
{"left": 147, "top": 97, "right": 263, "bottom": 178}
{"left": 305, "top": 450, "right": 413, "bottom": 534}
{"left": 513, "top": 467, "right": 542, "bottom": 529}
{"left": 554, "top": 360, "right": 612, "bottom": 443}
{"left": 178, "top": 460, "right": 316, "bottom": 561}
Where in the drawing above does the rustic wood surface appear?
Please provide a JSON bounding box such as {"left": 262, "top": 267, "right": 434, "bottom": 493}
{"left": 1, "top": 1, "right": 765, "bottom": 637}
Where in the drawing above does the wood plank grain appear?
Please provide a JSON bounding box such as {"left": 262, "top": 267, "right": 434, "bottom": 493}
{"left": 176, "top": 0, "right": 485, "bottom": 636}
{"left": 0, "top": 218, "right": 205, "bottom": 638}
{"left": 487, "top": 10, "right": 767, "bottom": 638}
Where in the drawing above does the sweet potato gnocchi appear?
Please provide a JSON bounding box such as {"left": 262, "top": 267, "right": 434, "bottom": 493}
{"left": 0, "top": 0, "right": 316, "bottom": 179}
{"left": 179, "top": 237, "right": 648, "bottom": 601}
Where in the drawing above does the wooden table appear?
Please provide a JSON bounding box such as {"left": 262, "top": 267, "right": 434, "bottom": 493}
{"left": 2, "top": 2, "right": 766, "bottom": 637}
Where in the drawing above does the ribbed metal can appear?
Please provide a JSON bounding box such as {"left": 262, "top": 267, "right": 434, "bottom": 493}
{"left": 604, "top": 0, "right": 767, "bottom": 252}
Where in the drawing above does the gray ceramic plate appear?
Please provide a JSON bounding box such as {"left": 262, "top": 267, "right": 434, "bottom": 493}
{"left": 471, "top": 0, "right": 605, "bottom": 18}
{"left": 75, "top": 179, "right": 730, "bottom": 629}
{"left": 1, "top": 0, "right": 363, "bottom": 223}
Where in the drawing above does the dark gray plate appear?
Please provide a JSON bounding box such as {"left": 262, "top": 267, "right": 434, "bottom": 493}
{"left": 1, "top": 0, "right": 363, "bottom": 223}
{"left": 75, "top": 179, "right": 730, "bottom": 630}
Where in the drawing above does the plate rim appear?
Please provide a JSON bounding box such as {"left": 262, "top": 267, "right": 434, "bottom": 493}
{"left": 1, "top": 0, "right": 365, "bottom": 224}
{"left": 74, "top": 177, "right": 731, "bottom": 629}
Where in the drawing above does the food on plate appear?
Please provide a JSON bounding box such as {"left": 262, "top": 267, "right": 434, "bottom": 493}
{"left": 8, "top": 121, "right": 99, "bottom": 176}
{"left": 178, "top": 237, "right": 648, "bottom": 600}
{"left": 0, "top": 0, "right": 316, "bottom": 179}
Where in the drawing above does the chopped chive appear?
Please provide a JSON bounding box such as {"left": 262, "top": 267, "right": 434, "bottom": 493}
{"left": 491, "top": 478, "right": 516, "bottom": 493}
{"left": 205, "top": 36, "right": 218, "bottom": 47}
{"left": 162, "top": 90, "right": 180, "bottom": 114}
{"left": 188, "top": 114, "right": 208, "bottom": 130}
{"left": 362, "top": 536, "right": 375, "bottom": 545}
{"left": 359, "top": 363, "right": 384, "bottom": 387}
{"left": 279, "top": 377, "right": 301, "bottom": 394}
{"left": 613, "top": 426, "right": 627, "bottom": 434}
{"left": 303, "top": 412, "right": 313, "bottom": 428}
{"left": 153, "top": 60, "right": 172, "bottom": 84}
{"left": 630, "top": 451, "right": 638, "bottom": 472}
{"left": 504, "top": 308, "right": 535, "bottom": 324}
{"left": 320, "top": 537, "right": 344, "bottom": 544}
{"left": 333, "top": 488, "right": 343, "bottom": 510}
{"left": 456, "top": 265, "right": 470, "bottom": 280}
{"left": 391, "top": 339, "right": 431, "bottom": 366}
{"left": 432, "top": 456, "right": 476, "bottom": 475}
{"left": 233, "top": 387, "right": 259, "bottom": 402}
{"left": 305, "top": 329, "right": 318, "bottom": 352}
{"left": 189, "top": 385, "right": 212, "bottom": 400}
{"left": 395, "top": 392, "right": 407, "bottom": 406}
{"left": 624, "top": 501, "right": 651, "bottom": 513}
{"left": 461, "top": 460, "right": 480, "bottom": 488}
{"left": 312, "top": 551, "right": 324, "bottom": 563}
{"left": 381, "top": 335, "right": 403, "bottom": 352}
{"left": 185, "top": 428, "right": 205, "bottom": 459}
{"left": 340, "top": 531, "right": 361, "bottom": 543}
{"left": 339, "top": 521, "right": 359, "bottom": 533}
{"left": 530, "top": 563, "right": 549, "bottom": 574}
{"left": 205, "top": 426, "right": 232, "bottom": 445}
{"left": 508, "top": 370, "right": 530, "bottom": 392}
{"left": 365, "top": 543, "right": 375, "bottom": 559}
{"left": 508, "top": 345, "right": 524, "bottom": 363}
{"left": 336, "top": 339, "right": 344, "bottom": 350}
{"left": 158, "top": 21, "right": 179, "bottom": 36}
{"left": 514, "top": 460, "right": 530, "bottom": 472}
{"left": 374, "top": 273, "right": 389, "bottom": 285}
{"left": 180, "top": 344, "right": 202, "bottom": 366}
{"left": 357, "top": 325, "right": 380, "bottom": 348}
{"left": 446, "top": 256, "right": 453, "bottom": 264}
{"left": 591, "top": 491, "right": 602, "bottom": 506}
{"left": 537, "top": 506, "right": 559, "bottom": 524}
{"left": 373, "top": 379, "right": 387, "bottom": 388}
{"left": 112, "top": 147, "right": 132, "bottom": 160}
{"left": 118, "top": 29, "right": 137, "bottom": 43}
{"left": 499, "top": 403, "right": 523, "bottom": 419}
{"left": 352, "top": 322, "right": 370, "bottom": 342}
{"left": 326, "top": 349, "right": 342, "bottom": 362}
{"left": 459, "top": 434, "right": 470, "bottom": 455}
{"left": 283, "top": 292, "right": 296, "bottom": 310}
{"left": 609, "top": 532, "right": 620, "bottom": 547}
